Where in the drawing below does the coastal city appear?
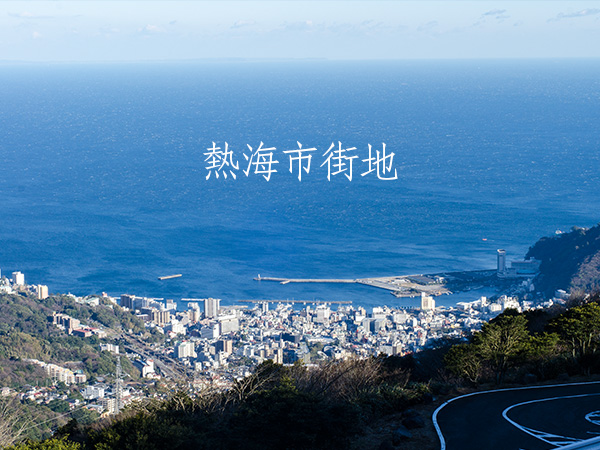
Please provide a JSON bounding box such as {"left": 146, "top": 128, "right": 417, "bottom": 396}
{"left": 1, "top": 1, "right": 598, "bottom": 447}
{"left": 0, "top": 249, "right": 567, "bottom": 422}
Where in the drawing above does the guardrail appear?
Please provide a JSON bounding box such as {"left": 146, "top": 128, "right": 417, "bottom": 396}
{"left": 559, "top": 437, "right": 600, "bottom": 449}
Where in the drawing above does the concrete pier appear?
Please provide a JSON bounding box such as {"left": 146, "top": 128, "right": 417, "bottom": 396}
{"left": 255, "top": 273, "right": 452, "bottom": 297}
{"left": 254, "top": 276, "right": 357, "bottom": 284}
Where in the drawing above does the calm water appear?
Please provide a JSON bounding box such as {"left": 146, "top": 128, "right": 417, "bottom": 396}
{"left": 0, "top": 59, "right": 599, "bottom": 309}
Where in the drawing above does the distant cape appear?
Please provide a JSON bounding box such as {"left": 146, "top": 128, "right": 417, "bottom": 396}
{"left": 526, "top": 223, "right": 600, "bottom": 296}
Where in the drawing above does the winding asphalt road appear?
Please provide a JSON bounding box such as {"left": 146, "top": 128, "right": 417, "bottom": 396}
{"left": 434, "top": 381, "right": 600, "bottom": 450}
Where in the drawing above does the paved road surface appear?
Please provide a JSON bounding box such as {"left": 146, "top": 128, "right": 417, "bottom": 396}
{"left": 434, "top": 382, "right": 600, "bottom": 450}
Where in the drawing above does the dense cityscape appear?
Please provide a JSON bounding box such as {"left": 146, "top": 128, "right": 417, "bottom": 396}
{"left": 0, "top": 251, "right": 565, "bottom": 420}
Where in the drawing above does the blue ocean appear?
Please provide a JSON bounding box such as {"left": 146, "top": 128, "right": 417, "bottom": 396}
{"left": 1, "top": 59, "right": 599, "bottom": 309}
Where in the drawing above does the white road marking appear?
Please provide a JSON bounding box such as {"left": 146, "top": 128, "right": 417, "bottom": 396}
{"left": 502, "top": 393, "right": 600, "bottom": 446}
{"left": 506, "top": 424, "right": 580, "bottom": 446}
{"left": 432, "top": 381, "right": 600, "bottom": 450}
{"left": 586, "top": 411, "right": 600, "bottom": 427}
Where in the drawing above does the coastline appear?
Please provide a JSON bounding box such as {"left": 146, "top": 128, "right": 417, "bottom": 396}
{"left": 254, "top": 269, "right": 502, "bottom": 299}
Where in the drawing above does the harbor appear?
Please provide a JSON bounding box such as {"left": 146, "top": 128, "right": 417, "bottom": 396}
{"left": 255, "top": 273, "right": 453, "bottom": 298}
{"left": 253, "top": 270, "right": 510, "bottom": 300}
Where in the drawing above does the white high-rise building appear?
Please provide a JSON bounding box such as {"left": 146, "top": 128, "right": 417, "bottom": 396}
{"left": 315, "top": 305, "right": 331, "bottom": 323}
{"left": 204, "top": 298, "right": 220, "bottom": 318}
{"left": 12, "top": 271, "right": 25, "bottom": 286}
{"left": 420, "top": 292, "right": 435, "bottom": 311}
{"left": 187, "top": 308, "right": 201, "bottom": 323}
{"left": 201, "top": 323, "right": 220, "bottom": 340}
{"left": 497, "top": 249, "right": 507, "bottom": 274}
{"left": 82, "top": 385, "right": 105, "bottom": 400}
{"left": 175, "top": 341, "right": 197, "bottom": 359}
{"left": 165, "top": 299, "right": 177, "bottom": 311}
{"left": 37, "top": 285, "right": 49, "bottom": 300}
{"left": 134, "top": 359, "right": 155, "bottom": 377}
{"left": 99, "top": 398, "right": 117, "bottom": 415}
{"left": 218, "top": 315, "right": 239, "bottom": 333}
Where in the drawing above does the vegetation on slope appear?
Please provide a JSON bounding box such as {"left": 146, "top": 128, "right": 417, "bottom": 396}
{"left": 48, "top": 357, "right": 431, "bottom": 450}
{"left": 445, "top": 292, "right": 600, "bottom": 385}
{"left": 527, "top": 223, "right": 600, "bottom": 296}
{"left": 0, "top": 292, "right": 141, "bottom": 442}
{"left": 0, "top": 292, "right": 145, "bottom": 387}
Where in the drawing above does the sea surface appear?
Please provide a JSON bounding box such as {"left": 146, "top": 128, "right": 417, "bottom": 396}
{"left": 0, "top": 59, "right": 599, "bottom": 310}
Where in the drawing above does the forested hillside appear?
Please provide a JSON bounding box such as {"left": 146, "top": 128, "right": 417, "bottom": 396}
{"left": 527, "top": 223, "right": 600, "bottom": 296}
{"left": 0, "top": 293, "right": 142, "bottom": 386}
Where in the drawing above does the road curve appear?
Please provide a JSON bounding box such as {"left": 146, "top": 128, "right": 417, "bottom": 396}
{"left": 433, "top": 381, "right": 600, "bottom": 450}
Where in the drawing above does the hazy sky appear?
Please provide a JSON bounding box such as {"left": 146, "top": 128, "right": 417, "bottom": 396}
{"left": 1, "top": 1, "right": 599, "bottom": 61}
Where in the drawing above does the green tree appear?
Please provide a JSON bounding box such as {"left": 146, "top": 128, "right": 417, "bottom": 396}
{"left": 551, "top": 302, "right": 600, "bottom": 360}
{"left": 47, "top": 400, "right": 70, "bottom": 414}
{"left": 444, "top": 343, "right": 481, "bottom": 384}
{"left": 475, "top": 313, "right": 530, "bottom": 384}
{"left": 523, "top": 332, "right": 561, "bottom": 380}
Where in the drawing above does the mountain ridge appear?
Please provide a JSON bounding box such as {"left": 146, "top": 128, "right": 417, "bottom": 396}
{"left": 526, "top": 223, "right": 600, "bottom": 296}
